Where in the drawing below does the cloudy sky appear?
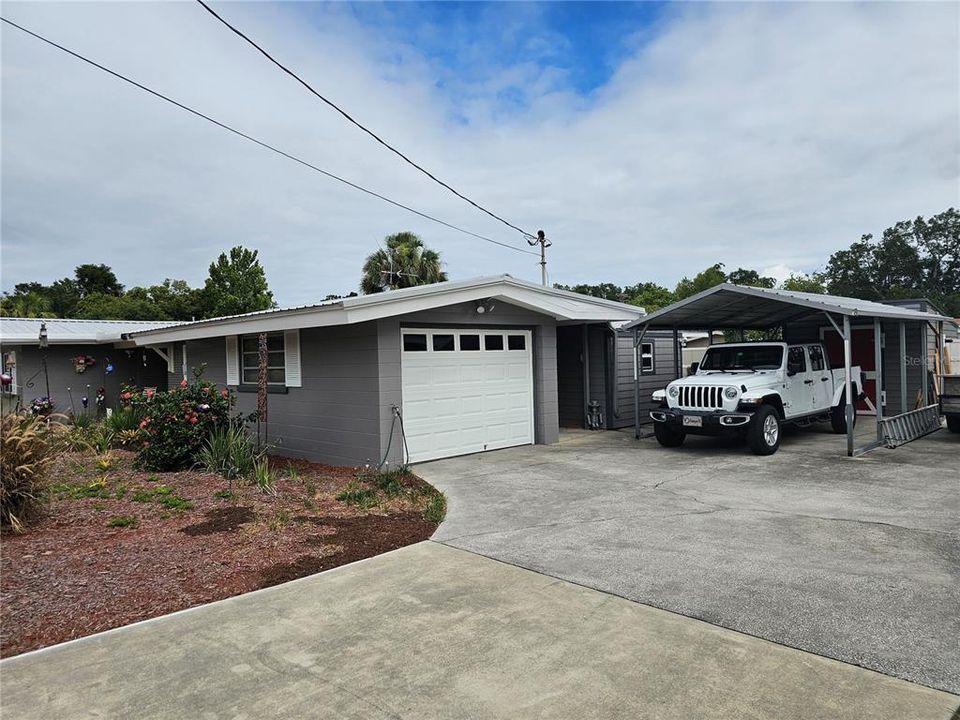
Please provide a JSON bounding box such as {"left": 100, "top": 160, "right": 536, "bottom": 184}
{"left": 2, "top": 1, "right": 957, "bottom": 305}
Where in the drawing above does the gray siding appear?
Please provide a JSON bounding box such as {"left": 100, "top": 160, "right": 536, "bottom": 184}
{"left": 633, "top": 333, "right": 676, "bottom": 427}
{"left": 1, "top": 342, "right": 168, "bottom": 415}
{"left": 169, "top": 323, "right": 382, "bottom": 468}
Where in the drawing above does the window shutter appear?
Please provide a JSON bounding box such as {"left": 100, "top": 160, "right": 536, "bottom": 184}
{"left": 225, "top": 336, "right": 239, "bottom": 386}
{"left": 284, "top": 330, "right": 302, "bottom": 387}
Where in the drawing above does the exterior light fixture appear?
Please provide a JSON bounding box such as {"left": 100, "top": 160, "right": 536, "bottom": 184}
{"left": 38, "top": 322, "right": 49, "bottom": 349}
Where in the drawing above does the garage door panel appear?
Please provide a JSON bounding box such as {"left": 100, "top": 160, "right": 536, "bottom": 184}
{"left": 402, "top": 329, "right": 534, "bottom": 463}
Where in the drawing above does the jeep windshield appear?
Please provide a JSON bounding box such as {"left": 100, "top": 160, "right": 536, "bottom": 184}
{"left": 699, "top": 345, "right": 784, "bottom": 373}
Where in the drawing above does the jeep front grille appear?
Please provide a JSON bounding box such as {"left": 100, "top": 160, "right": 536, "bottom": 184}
{"left": 678, "top": 386, "right": 724, "bottom": 410}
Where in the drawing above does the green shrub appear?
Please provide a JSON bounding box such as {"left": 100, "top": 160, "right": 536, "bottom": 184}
{"left": 107, "top": 515, "right": 138, "bottom": 528}
{"left": 89, "top": 425, "right": 114, "bottom": 454}
{"left": 72, "top": 414, "right": 94, "bottom": 430}
{"left": 129, "top": 377, "right": 235, "bottom": 471}
{"left": 213, "top": 489, "right": 233, "bottom": 499}
{"left": 252, "top": 456, "right": 274, "bottom": 495}
{"left": 104, "top": 407, "right": 145, "bottom": 434}
{"left": 95, "top": 453, "right": 115, "bottom": 472}
{"left": 197, "top": 424, "right": 256, "bottom": 484}
{"left": 0, "top": 413, "right": 60, "bottom": 531}
{"left": 367, "top": 467, "right": 408, "bottom": 497}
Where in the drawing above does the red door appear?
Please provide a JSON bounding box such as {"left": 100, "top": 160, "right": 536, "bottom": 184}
{"left": 821, "top": 327, "right": 876, "bottom": 414}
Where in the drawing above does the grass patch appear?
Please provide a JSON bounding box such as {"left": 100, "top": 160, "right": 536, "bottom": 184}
{"left": 131, "top": 489, "right": 155, "bottom": 503}
{"left": 214, "top": 489, "right": 233, "bottom": 499}
{"left": 158, "top": 495, "right": 193, "bottom": 511}
{"left": 422, "top": 489, "right": 447, "bottom": 524}
{"left": 54, "top": 477, "right": 112, "bottom": 500}
{"left": 368, "top": 467, "right": 408, "bottom": 497}
{"left": 336, "top": 481, "right": 378, "bottom": 509}
{"left": 107, "top": 516, "right": 138, "bottom": 529}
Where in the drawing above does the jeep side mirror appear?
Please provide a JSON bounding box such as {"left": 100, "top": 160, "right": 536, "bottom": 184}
{"left": 690, "top": 362, "right": 700, "bottom": 375}
{"left": 786, "top": 369, "right": 796, "bottom": 377}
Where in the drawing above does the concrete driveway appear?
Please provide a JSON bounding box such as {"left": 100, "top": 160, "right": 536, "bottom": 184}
{"left": 419, "top": 425, "right": 960, "bottom": 694}
{"left": 2, "top": 542, "right": 956, "bottom": 719}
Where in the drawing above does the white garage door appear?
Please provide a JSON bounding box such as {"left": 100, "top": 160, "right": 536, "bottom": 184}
{"left": 401, "top": 328, "right": 534, "bottom": 463}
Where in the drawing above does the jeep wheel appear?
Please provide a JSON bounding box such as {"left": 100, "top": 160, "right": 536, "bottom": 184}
{"left": 654, "top": 421, "right": 686, "bottom": 448}
{"left": 830, "top": 394, "right": 857, "bottom": 434}
{"left": 947, "top": 416, "right": 960, "bottom": 433}
{"left": 748, "top": 405, "right": 781, "bottom": 455}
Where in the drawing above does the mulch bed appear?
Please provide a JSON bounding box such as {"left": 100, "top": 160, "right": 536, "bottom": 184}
{"left": 0, "top": 451, "right": 439, "bottom": 658}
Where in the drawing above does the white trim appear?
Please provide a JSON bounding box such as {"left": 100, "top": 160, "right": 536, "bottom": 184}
{"left": 127, "top": 276, "right": 644, "bottom": 345}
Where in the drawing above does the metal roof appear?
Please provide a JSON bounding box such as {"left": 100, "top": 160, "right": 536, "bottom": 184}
{"left": 0, "top": 317, "right": 179, "bottom": 345}
{"left": 622, "top": 284, "right": 955, "bottom": 331}
{"left": 128, "top": 275, "right": 647, "bottom": 344}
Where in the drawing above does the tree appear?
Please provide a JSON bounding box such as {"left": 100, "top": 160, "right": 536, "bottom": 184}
{"left": 76, "top": 292, "right": 165, "bottom": 320}
{"left": 202, "top": 246, "right": 275, "bottom": 317}
{"left": 75, "top": 264, "right": 124, "bottom": 297}
{"left": 361, "top": 232, "right": 447, "bottom": 294}
{"left": 624, "top": 282, "right": 674, "bottom": 312}
{"left": 674, "top": 264, "right": 727, "bottom": 300}
{"left": 823, "top": 209, "right": 959, "bottom": 313}
{"left": 0, "top": 288, "right": 54, "bottom": 318}
{"left": 781, "top": 273, "right": 826, "bottom": 294}
{"left": 126, "top": 280, "right": 205, "bottom": 321}
{"left": 726, "top": 268, "right": 776, "bottom": 288}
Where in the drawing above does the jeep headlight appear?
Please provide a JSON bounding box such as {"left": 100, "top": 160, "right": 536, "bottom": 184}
{"left": 724, "top": 386, "right": 739, "bottom": 400}
{"left": 668, "top": 386, "right": 679, "bottom": 398}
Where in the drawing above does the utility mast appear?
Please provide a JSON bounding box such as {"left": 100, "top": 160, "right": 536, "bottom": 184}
{"left": 527, "top": 230, "right": 551, "bottom": 286}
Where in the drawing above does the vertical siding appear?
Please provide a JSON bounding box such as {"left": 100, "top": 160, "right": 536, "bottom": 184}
{"left": 881, "top": 320, "right": 924, "bottom": 414}
{"left": 169, "top": 324, "right": 382, "bottom": 468}
{"left": 633, "top": 333, "right": 676, "bottom": 426}
{"left": 2, "top": 343, "right": 168, "bottom": 414}
{"left": 587, "top": 325, "right": 606, "bottom": 413}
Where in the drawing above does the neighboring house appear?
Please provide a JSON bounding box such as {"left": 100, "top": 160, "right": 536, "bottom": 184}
{"left": 126, "top": 275, "right": 675, "bottom": 466}
{"left": 0, "top": 318, "right": 175, "bottom": 415}
{"left": 680, "top": 330, "right": 726, "bottom": 375}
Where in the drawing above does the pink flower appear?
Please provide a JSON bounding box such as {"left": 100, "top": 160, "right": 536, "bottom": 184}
{"left": 180, "top": 378, "right": 188, "bottom": 389}
{"left": 145, "top": 388, "right": 155, "bottom": 399}
{"left": 221, "top": 389, "right": 229, "bottom": 398}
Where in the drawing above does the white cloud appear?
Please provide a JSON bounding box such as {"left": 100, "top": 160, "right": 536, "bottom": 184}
{"left": 1, "top": 1, "right": 957, "bottom": 304}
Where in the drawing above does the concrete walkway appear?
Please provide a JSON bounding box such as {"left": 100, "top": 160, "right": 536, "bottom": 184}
{"left": 1, "top": 542, "right": 956, "bottom": 719}
{"left": 419, "top": 426, "right": 960, "bottom": 694}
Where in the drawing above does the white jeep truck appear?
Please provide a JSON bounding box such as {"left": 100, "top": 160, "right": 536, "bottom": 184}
{"left": 651, "top": 342, "right": 862, "bottom": 455}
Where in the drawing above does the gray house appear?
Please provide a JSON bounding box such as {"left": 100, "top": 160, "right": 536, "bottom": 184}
{"left": 0, "top": 318, "right": 173, "bottom": 415}
{"left": 125, "top": 276, "right": 675, "bottom": 466}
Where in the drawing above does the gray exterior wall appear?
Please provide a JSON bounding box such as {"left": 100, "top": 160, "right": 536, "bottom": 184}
{"left": 167, "top": 323, "right": 383, "bottom": 468}
{"left": 167, "top": 299, "right": 563, "bottom": 468}
{"left": 633, "top": 332, "right": 676, "bottom": 427}
{"left": 0, "top": 342, "right": 168, "bottom": 416}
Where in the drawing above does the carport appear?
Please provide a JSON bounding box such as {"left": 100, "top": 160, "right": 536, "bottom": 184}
{"left": 622, "top": 284, "right": 955, "bottom": 456}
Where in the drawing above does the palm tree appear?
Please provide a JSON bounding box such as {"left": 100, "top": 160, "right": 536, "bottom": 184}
{"left": 361, "top": 232, "right": 448, "bottom": 294}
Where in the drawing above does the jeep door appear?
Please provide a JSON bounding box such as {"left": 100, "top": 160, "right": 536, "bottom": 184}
{"left": 807, "top": 344, "right": 832, "bottom": 411}
{"left": 784, "top": 346, "right": 813, "bottom": 417}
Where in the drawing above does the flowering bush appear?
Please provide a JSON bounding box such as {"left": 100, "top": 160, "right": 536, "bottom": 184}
{"left": 29, "top": 397, "right": 54, "bottom": 416}
{"left": 128, "top": 378, "right": 236, "bottom": 471}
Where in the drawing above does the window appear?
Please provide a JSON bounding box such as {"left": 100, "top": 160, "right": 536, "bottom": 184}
{"left": 433, "top": 334, "right": 455, "bottom": 351}
{"left": 640, "top": 342, "right": 654, "bottom": 374}
{"left": 484, "top": 335, "right": 504, "bottom": 351}
{"left": 241, "top": 334, "right": 285, "bottom": 385}
{"left": 808, "top": 345, "right": 825, "bottom": 372}
{"left": 701, "top": 345, "right": 784, "bottom": 371}
{"left": 787, "top": 346, "right": 807, "bottom": 375}
{"left": 403, "top": 334, "right": 427, "bottom": 352}
{"left": 507, "top": 335, "right": 526, "bottom": 351}
{"left": 460, "top": 334, "right": 480, "bottom": 351}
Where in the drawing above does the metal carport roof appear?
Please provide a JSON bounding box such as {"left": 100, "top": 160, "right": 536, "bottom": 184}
{"left": 622, "top": 284, "right": 954, "bottom": 331}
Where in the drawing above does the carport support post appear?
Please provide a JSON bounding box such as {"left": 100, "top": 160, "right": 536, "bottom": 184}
{"left": 633, "top": 325, "right": 648, "bottom": 439}
{"left": 672, "top": 328, "right": 681, "bottom": 378}
{"left": 843, "top": 315, "right": 854, "bottom": 457}
{"left": 874, "top": 318, "right": 883, "bottom": 444}
{"left": 582, "top": 324, "right": 590, "bottom": 427}
{"left": 899, "top": 322, "right": 907, "bottom": 414}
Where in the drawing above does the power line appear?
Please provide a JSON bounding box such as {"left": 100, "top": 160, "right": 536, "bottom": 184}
{"left": 0, "top": 16, "right": 539, "bottom": 257}
{"left": 194, "top": 0, "right": 538, "bottom": 242}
